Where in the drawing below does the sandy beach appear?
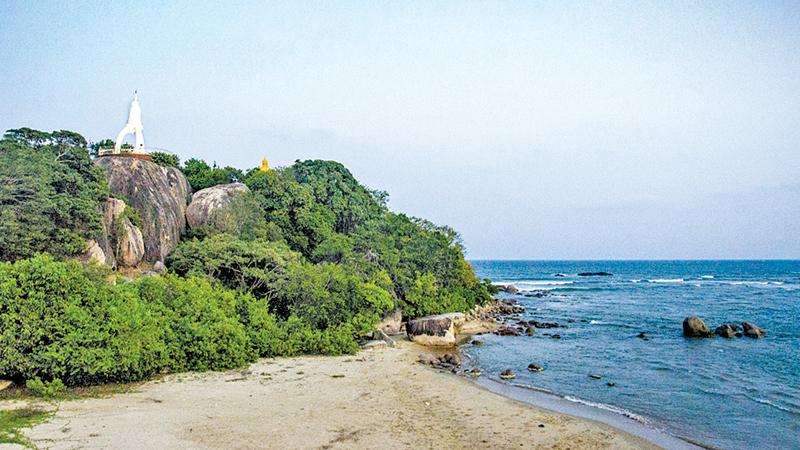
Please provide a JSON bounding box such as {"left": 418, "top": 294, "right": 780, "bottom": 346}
{"left": 9, "top": 338, "right": 658, "bottom": 450}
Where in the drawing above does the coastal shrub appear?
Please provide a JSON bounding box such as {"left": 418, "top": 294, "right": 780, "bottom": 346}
{"left": 181, "top": 158, "right": 244, "bottom": 191}
{"left": 0, "top": 255, "right": 167, "bottom": 385}
{"left": 166, "top": 234, "right": 303, "bottom": 299}
{"left": 25, "top": 378, "right": 65, "bottom": 398}
{"left": 0, "top": 130, "right": 108, "bottom": 261}
{"left": 134, "top": 275, "right": 253, "bottom": 372}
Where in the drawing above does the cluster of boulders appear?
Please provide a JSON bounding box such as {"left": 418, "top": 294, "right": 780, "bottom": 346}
{"left": 683, "top": 316, "right": 766, "bottom": 339}
{"left": 85, "top": 157, "right": 255, "bottom": 272}
{"left": 418, "top": 352, "right": 460, "bottom": 371}
{"left": 493, "top": 318, "right": 564, "bottom": 337}
{"left": 496, "top": 284, "right": 520, "bottom": 294}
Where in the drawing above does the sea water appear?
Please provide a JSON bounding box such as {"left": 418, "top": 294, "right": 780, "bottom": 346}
{"left": 469, "top": 260, "right": 800, "bottom": 450}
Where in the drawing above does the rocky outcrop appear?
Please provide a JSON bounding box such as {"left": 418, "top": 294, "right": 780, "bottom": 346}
{"left": 186, "top": 183, "right": 249, "bottom": 233}
{"left": 742, "top": 322, "right": 766, "bottom": 338}
{"left": 683, "top": 316, "right": 714, "bottom": 338}
{"left": 578, "top": 272, "right": 613, "bottom": 277}
{"left": 84, "top": 239, "right": 113, "bottom": 266}
{"left": 95, "top": 157, "right": 191, "bottom": 263}
{"left": 406, "top": 312, "right": 465, "bottom": 346}
{"left": 103, "top": 198, "right": 145, "bottom": 267}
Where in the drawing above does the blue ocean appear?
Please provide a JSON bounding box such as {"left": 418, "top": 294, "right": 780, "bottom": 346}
{"left": 468, "top": 261, "right": 800, "bottom": 450}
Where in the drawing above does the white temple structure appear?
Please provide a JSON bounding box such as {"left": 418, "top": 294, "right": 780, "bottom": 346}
{"left": 113, "top": 92, "right": 145, "bottom": 153}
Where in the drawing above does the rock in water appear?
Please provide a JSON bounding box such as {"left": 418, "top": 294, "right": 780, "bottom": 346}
{"left": 96, "top": 157, "right": 191, "bottom": 263}
{"left": 683, "top": 316, "right": 714, "bottom": 338}
{"left": 406, "top": 313, "right": 465, "bottom": 346}
{"left": 577, "top": 272, "right": 613, "bottom": 276}
{"left": 500, "top": 369, "right": 516, "bottom": 380}
{"left": 714, "top": 324, "right": 737, "bottom": 338}
{"left": 527, "top": 363, "right": 544, "bottom": 372}
{"left": 742, "top": 322, "right": 767, "bottom": 338}
{"left": 186, "top": 183, "right": 250, "bottom": 233}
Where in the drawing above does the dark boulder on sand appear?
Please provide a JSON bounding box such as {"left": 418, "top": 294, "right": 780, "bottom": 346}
{"left": 683, "top": 316, "right": 714, "bottom": 338}
{"left": 742, "top": 322, "right": 766, "bottom": 338}
{"left": 407, "top": 312, "right": 465, "bottom": 346}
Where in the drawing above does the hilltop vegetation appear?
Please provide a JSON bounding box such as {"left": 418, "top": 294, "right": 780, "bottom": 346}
{"left": 0, "top": 128, "right": 493, "bottom": 388}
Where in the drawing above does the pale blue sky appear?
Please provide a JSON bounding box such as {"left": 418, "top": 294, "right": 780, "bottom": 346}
{"left": 1, "top": 1, "right": 798, "bottom": 259}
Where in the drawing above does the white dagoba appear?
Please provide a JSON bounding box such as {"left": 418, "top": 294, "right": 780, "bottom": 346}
{"left": 114, "top": 91, "right": 145, "bottom": 153}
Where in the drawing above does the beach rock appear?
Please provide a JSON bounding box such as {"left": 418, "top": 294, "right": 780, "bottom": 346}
{"left": 153, "top": 260, "right": 167, "bottom": 274}
{"left": 361, "top": 340, "right": 387, "bottom": 350}
{"left": 84, "top": 239, "right": 112, "bottom": 266}
{"left": 714, "top": 324, "right": 737, "bottom": 338}
{"left": 578, "top": 272, "right": 613, "bottom": 277}
{"left": 682, "top": 316, "right": 714, "bottom": 338}
{"left": 469, "top": 368, "right": 482, "bottom": 377}
{"left": 376, "top": 309, "right": 403, "bottom": 335}
{"left": 527, "top": 363, "right": 544, "bottom": 372}
{"left": 186, "top": 182, "right": 250, "bottom": 233}
{"left": 529, "top": 320, "right": 560, "bottom": 329}
{"left": 495, "top": 325, "right": 521, "bottom": 336}
{"left": 407, "top": 312, "right": 465, "bottom": 346}
{"left": 96, "top": 157, "right": 191, "bottom": 263}
{"left": 500, "top": 369, "right": 516, "bottom": 380}
{"left": 102, "top": 198, "right": 145, "bottom": 267}
{"left": 498, "top": 284, "right": 520, "bottom": 294}
{"left": 742, "top": 322, "right": 766, "bottom": 338}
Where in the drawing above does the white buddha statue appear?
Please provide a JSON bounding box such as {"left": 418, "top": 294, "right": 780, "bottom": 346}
{"left": 114, "top": 91, "right": 145, "bottom": 153}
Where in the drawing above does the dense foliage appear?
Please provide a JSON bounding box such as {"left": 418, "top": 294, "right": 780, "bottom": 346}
{"left": 150, "top": 151, "right": 180, "bottom": 168}
{"left": 181, "top": 158, "right": 243, "bottom": 191}
{"left": 0, "top": 130, "right": 108, "bottom": 261}
{"left": 0, "top": 255, "right": 363, "bottom": 385}
{"left": 0, "top": 129, "right": 492, "bottom": 388}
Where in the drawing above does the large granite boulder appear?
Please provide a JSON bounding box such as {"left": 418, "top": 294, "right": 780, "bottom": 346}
{"left": 683, "top": 316, "right": 714, "bottom": 338}
{"left": 84, "top": 239, "right": 113, "bottom": 266}
{"left": 407, "top": 312, "right": 465, "bottom": 346}
{"left": 103, "top": 198, "right": 145, "bottom": 267}
{"left": 186, "top": 183, "right": 249, "bottom": 233}
{"left": 95, "top": 157, "right": 191, "bottom": 263}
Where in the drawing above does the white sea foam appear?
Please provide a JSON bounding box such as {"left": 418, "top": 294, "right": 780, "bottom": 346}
{"left": 630, "top": 279, "right": 642, "bottom": 283}
{"left": 589, "top": 320, "right": 605, "bottom": 325}
{"left": 647, "top": 278, "right": 684, "bottom": 283}
{"left": 563, "top": 395, "right": 650, "bottom": 425}
{"left": 700, "top": 275, "right": 715, "bottom": 279}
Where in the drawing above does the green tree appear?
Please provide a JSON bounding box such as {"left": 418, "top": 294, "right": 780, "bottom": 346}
{"left": 0, "top": 130, "right": 109, "bottom": 261}
{"left": 149, "top": 151, "right": 180, "bottom": 168}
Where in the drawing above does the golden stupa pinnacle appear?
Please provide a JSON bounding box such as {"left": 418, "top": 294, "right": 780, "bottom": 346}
{"left": 259, "top": 157, "right": 270, "bottom": 173}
